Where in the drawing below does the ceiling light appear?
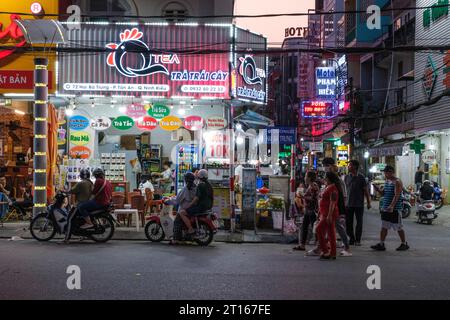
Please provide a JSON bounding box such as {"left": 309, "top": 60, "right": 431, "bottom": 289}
{"left": 65, "top": 108, "right": 74, "bottom": 116}
{"left": 119, "top": 106, "right": 126, "bottom": 113}
{"left": 178, "top": 108, "right": 186, "bottom": 116}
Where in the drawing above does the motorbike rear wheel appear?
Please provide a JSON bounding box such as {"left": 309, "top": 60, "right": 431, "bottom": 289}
{"left": 144, "top": 221, "right": 165, "bottom": 242}
{"left": 30, "top": 213, "right": 57, "bottom": 241}
{"left": 90, "top": 214, "right": 115, "bottom": 243}
{"left": 434, "top": 198, "right": 443, "bottom": 210}
{"left": 194, "top": 221, "right": 214, "bottom": 246}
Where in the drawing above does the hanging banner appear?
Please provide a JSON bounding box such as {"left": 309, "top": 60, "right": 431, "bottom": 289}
{"left": 148, "top": 104, "right": 170, "bottom": 119}
{"left": 112, "top": 116, "right": 134, "bottom": 130}
{"left": 69, "top": 131, "right": 91, "bottom": 146}
{"left": 206, "top": 116, "right": 227, "bottom": 129}
{"left": 90, "top": 116, "right": 111, "bottom": 131}
{"left": 126, "top": 103, "right": 147, "bottom": 118}
{"left": 136, "top": 116, "right": 158, "bottom": 131}
{"left": 160, "top": 115, "right": 182, "bottom": 131}
{"left": 68, "top": 115, "right": 90, "bottom": 131}
{"left": 183, "top": 116, "right": 204, "bottom": 131}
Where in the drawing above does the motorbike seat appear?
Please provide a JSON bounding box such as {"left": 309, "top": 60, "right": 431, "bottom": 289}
{"left": 89, "top": 206, "right": 109, "bottom": 215}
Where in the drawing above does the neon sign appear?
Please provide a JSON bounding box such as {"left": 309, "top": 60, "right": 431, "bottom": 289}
{"left": 301, "top": 101, "right": 334, "bottom": 118}
{"left": 0, "top": 14, "right": 26, "bottom": 60}
{"left": 106, "top": 28, "right": 180, "bottom": 78}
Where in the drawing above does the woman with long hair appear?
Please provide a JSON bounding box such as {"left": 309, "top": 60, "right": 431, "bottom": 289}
{"left": 316, "top": 171, "right": 345, "bottom": 260}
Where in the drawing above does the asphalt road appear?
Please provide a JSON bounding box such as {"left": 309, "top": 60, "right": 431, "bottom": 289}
{"left": 1, "top": 209, "right": 450, "bottom": 300}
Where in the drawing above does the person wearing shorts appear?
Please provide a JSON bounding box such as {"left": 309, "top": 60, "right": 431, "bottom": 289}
{"left": 371, "top": 165, "right": 409, "bottom": 251}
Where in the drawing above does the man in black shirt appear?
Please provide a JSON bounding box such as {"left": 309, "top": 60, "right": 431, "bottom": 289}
{"left": 415, "top": 167, "right": 424, "bottom": 191}
{"left": 419, "top": 180, "right": 434, "bottom": 201}
{"left": 180, "top": 169, "right": 214, "bottom": 234}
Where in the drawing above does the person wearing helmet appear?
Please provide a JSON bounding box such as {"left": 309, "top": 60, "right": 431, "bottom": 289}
{"left": 170, "top": 172, "right": 198, "bottom": 244}
{"left": 77, "top": 168, "right": 112, "bottom": 229}
{"left": 179, "top": 169, "right": 214, "bottom": 235}
{"left": 69, "top": 168, "right": 93, "bottom": 205}
{"left": 419, "top": 180, "right": 434, "bottom": 201}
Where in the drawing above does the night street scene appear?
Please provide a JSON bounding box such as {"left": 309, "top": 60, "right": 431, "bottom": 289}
{"left": 1, "top": 0, "right": 450, "bottom": 308}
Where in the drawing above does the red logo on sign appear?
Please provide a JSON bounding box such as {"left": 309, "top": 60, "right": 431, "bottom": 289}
{"left": 0, "top": 14, "right": 26, "bottom": 60}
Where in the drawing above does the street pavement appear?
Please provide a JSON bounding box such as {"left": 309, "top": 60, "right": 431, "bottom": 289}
{"left": 1, "top": 208, "right": 450, "bottom": 300}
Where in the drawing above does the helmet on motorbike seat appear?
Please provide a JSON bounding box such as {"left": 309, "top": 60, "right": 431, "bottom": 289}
{"left": 93, "top": 167, "right": 105, "bottom": 178}
{"left": 423, "top": 180, "right": 431, "bottom": 185}
{"left": 79, "top": 168, "right": 91, "bottom": 180}
{"left": 184, "top": 172, "right": 196, "bottom": 184}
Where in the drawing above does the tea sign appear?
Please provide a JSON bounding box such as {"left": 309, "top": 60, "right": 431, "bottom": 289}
{"left": 148, "top": 104, "right": 170, "bottom": 119}
{"left": 112, "top": 116, "right": 134, "bottom": 130}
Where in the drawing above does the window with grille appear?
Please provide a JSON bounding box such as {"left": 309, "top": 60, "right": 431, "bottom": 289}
{"left": 162, "top": 2, "right": 188, "bottom": 22}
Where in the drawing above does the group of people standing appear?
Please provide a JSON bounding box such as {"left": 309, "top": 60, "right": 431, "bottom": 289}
{"left": 293, "top": 157, "right": 409, "bottom": 260}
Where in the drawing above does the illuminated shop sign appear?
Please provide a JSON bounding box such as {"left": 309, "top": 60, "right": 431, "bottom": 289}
{"left": 316, "top": 67, "right": 336, "bottom": 99}
{"left": 301, "top": 101, "right": 335, "bottom": 118}
{"left": 235, "top": 55, "right": 266, "bottom": 103}
{"left": 59, "top": 25, "right": 232, "bottom": 99}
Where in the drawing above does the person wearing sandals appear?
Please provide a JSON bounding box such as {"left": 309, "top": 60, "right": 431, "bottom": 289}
{"left": 293, "top": 171, "right": 319, "bottom": 251}
{"left": 170, "top": 172, "right": 197, "bottom": 245}
{"left": 316, "top": 172, "right": 345, "bottom": 260}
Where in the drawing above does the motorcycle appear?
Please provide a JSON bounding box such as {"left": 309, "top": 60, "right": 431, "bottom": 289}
{"left": 30, "top": 192, "right": 116, "bottom": 243}
{"left": 144, "top": 200, "right": 218, "bottom": 246}
{"left": 432, "top": 182, "right": 444, "bottom": 210}
{"left": 415, "top": 197, "right": 438, "bottom": 225}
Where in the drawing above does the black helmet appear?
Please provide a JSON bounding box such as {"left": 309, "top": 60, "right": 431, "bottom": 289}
{"left": 184, "top": 172, "right": 195, "bottom": 184}
{"left": 79, "top": 168, "right": 91, "bottom": 180}
{"left": 93, "top": 167, "right": 104, "bottom": 178}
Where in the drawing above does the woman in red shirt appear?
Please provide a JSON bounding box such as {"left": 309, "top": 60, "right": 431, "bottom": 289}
{"left": 316, "top": 171, "right": 345, "bottom": 260}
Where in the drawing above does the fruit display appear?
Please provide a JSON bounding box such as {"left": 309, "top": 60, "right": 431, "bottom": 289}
{"left": 269, "top": 196, "right": 284, "bottom": 210}
{"left": 256, "top": 198, "right": 270, "bottom": 209}
{"left": 258, "top": 186, "right": 270, "bottom": 194}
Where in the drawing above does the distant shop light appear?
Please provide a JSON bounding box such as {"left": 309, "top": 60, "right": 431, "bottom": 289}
{"left": 3, "top": 93, "right": 34, "bottom": 97}
{"left": 236, "top": 136, "right": 244, "bottom": 145}
{"left": 364, "top": 151, "right": 370, "bottom": 159}
{"left": 82, "top": 94, "right": 105, "bottom": 98}
{"left": 118, "top": 106, "right": 126, "bottom": 113}
{"left": 178, "top": 108, "right": 186, "bottom": 116}
{"left": 65, "top": 108, "right": 74, "bottom": 116}
{"left": 179, "top": 101, "right": 186, "bottom": 105}
{"left": 235, "top": 123, "right": 242, "bottom": 131}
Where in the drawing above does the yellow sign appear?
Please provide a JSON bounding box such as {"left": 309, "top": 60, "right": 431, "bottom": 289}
{"left": 159, "top": 115, "right": 182, "bottom": 131}
{"left": 0, "top": 1, "right": 58, "bottom": 94}
{"left": 69, "top": 131, "right": 90, "bottom": 146}
{"left": 337, "top": 145, "right": 349, "bottom": 167}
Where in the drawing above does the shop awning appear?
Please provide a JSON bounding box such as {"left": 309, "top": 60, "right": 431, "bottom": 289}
{"left": 368, "top": 138, "right": 413, "bottom": 157}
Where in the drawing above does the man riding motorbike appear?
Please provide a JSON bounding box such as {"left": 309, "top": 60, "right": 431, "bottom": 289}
{"left": 419, "top": 180, "right": 434, "bottom": 202}
{"left": 179, "top": 169, "right": 214, "bottom": 235}
{"left": 77, "top": 168, "right": 112, "bottom": 229}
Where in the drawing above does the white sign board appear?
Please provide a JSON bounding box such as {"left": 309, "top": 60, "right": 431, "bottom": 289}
{"left": 422, "top": 150, "right": 436, "bottom": 164}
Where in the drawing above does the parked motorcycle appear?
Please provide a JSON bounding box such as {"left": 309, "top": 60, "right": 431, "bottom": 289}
{"left": 415, "top": 197, "right": 438, "bottom": 225}
{"left": 144, "top": 201, "right": 218, "bottom": 246}
{"left": 432, "top": 182, "right": 444, "bottom": 210}
{"left": 30, "top": 192, "right": 116, "bottom": 243}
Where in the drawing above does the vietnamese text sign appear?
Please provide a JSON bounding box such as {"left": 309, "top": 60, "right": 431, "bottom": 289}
{"left": 302, "top": 101, "right": 335, "bottom": 118}
{"left": 316, "top": 67, "right": 336, "bottom": 99}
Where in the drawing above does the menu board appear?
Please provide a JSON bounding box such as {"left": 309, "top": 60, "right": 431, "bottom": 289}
{"left": 241, "top": 168, "right": 257, "bottom": 229}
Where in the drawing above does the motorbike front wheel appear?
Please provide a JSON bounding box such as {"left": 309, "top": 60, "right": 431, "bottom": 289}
{"left": 194, "top": 221, "right": 214, "bottom": 246}
{"left": 434, "top": 198, "right": 444, "bottom": 210}
{"left": 90, "top": 214, "right": 115, "bottom": 243}
{"left": 30, "top": 213, "right": 57, "bottom": 241}
{"left": 144, "top": 221, "right": 165, "bottom": 242}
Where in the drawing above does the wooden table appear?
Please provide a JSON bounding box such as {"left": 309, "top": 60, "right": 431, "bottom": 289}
{"left": 114, "top": 208, "right": 140, "bottom": 231}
